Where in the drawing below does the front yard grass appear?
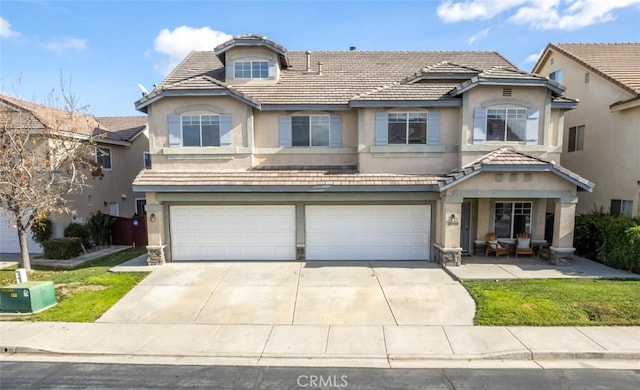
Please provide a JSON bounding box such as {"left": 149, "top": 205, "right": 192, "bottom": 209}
{"left": 463, "top": 279, "right": 640, "bottom": 326}
{"left": 0, "top": 247, "right": 148, "bottom": 322}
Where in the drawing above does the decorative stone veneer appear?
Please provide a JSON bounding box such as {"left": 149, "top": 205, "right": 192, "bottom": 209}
{"left": 147, "top": 245, "right": 167, "bottom": 265}
{"left": 433, "top": 244, "right": 462, "bottom": 267}
{"left": 296, "top": 246, "right": 305, "bottom": 261}
{"left": 549, "top": 246, "right": 574, "bottom": 266}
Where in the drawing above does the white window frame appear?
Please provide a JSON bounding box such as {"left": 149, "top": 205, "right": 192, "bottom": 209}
{"left": 387, "top": 112, "right": 428, "bottom": 145}
{"left": 181, "top": 114, "right": 220, "bottom": 147}
{"left": 143, "top": 152, "right": 151, "bottom": 169}
{"left": 234, "top": 60, "right": 269, "bottom": 79}
{"left": 493, "top": 201, "right": 532, "bottom": 238}
{"left": 95, "top": 146, "right": 112, "bottom": 171}
{"left": 486, "top": 108, "right": 527, "bottom": 142}
{"left": 610, "top": 199, "right": 633, "bottom": 217}
{"left": 291, "top": 115, "right": 330, "bottom": 147}
{"left": 568, "top": 125, "right": 585, "bottom": 152}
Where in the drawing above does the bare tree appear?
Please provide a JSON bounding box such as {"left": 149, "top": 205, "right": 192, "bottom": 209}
{"left": 0, "top": 82, "right": 99, "bottom": 271}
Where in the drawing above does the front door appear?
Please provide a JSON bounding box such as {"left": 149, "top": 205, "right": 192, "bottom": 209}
{"left": 460, "top": 200, "right": 471, "bottom": 253}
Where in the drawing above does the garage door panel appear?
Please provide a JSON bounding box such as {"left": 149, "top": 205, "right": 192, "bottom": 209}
{"left": 306, "top": 205, "right": 430, "bottom": 261}
{"left": 170, "top": 206, "right": 295, "bottom": 261}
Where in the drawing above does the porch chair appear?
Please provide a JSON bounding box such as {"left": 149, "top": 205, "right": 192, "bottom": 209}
{"left": 485, "top": 233, "right": 509, "bottom": 258}
{"left": 515, "top": 232, "right": 534, "bottom": 258}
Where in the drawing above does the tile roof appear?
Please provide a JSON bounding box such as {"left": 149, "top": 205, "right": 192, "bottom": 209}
{"left": 142, "top": 50, "right": 519, "bottom": 107}
{"left": 548, "top": 43, "right": 640, "bottom": 95}
{"left": 132, "top": 167, "right": 443, "bottom": 191}
{"left": 95, "top": 116, "right": 147, "bottom": 142}
{"left": 439, "top": 147, "right": 594, "bottom": 191}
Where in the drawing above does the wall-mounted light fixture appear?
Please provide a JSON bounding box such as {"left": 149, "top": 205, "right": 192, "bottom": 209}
{"left": 447, "top": 214, "right": 459, "bottom": 226}
{"left": 121, "top": 193, "right": 127, "bottom": 200}
{"left": 149, "top": 213, "right": 156, "bottom": 222}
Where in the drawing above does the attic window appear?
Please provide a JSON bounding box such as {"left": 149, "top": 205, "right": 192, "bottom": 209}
{"left": 585, "top": 72, "right": 590, "bottom": 83}
{"left": 502, "top": 88, "right": 512, "bottom": 97}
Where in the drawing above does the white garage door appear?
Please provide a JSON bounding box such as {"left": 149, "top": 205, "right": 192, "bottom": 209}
{"left": 0, "top": 212, "right": 42, "bottom": 254}
{"left": 306, "top": 205, "right": 430, "bottom": 260}
{"left": 170, "top": 205, "right": 296, "bottom": 261}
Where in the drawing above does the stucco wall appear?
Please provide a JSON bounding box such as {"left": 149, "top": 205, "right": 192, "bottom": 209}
{"left": 537, "top": 50, "right": 640, "bottom": 216}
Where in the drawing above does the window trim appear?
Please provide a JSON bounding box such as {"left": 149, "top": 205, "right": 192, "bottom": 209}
{"left": 143, "top": 152, "right": 151, "bottom": 169}
{"left": 485, "top": 108, "right": 528, "bottom": 142}
{"left": 291, "top": 114, "right": 330, "bottom": 147}
{"left": 387, "top": 112, "right": 429, "bottom": 145}
{"left": 181, "top": 114, "right": 221, "bottom": 147}
{"left": 234, "top": 60, "right": 269, "bottom": 79}
{"left": 493, "top": 201, "right": 533, "bottom": 239}
{"left": 95, "top": 146, "right": 112, "bottom": 171}
{"left": 610, "top": 199, "right": 633, "bottom": 217}
{"left": 549, "top": 69, "right": 563, "bottom": 83}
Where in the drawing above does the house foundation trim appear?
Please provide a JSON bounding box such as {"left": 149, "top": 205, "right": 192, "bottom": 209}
{"left": 433, "top": 244, "right": 462, "bottom": 267}
{"left": 147, "top": 245, "right": 167, "bottom": 265}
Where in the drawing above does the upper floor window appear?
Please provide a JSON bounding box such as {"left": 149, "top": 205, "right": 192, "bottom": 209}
{"left": 292, "top": 115, "right": 330, "bottom": 146}
{"left": 279, "top": 114, "right": 342, "bottom": 148}
{"left": 567, "top": 125, "right": 585, "bottom": 152}
{"left": 388, "top": 113, "right": 428, "bottom": 144}
{"left": 486, "top": 108, "right": 526, "bottom": 142}
{"left": 143, "top": 152, "right": 152, "bottom": 169}
{"left": 95, "top": 146, "right": 112, "bottom": 170}
{"left": 375, "top": 111, "right": 440, "bottom": 146}
{"left": 473, "top": 108, "right": 538, "bottom": 145}
{"left": 167, "top": 113, "right": 233, "bottom": 148}
{"left": 610, "top": 199, "right": 633, "bottom": 217}
{"left": 549, "top": 69, "right": 563, "bottom": 83}
{"left": 234, "top": 60, "right": 269, "bottom": 79}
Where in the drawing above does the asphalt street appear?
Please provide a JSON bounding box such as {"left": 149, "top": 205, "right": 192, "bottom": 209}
{"left": 1, "top": 362, "right": 639, "bottom": 389}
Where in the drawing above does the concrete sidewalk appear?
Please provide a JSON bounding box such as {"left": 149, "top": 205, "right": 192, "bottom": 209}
{"left": 1, "top": 321, "right": 639, "bottom": 368}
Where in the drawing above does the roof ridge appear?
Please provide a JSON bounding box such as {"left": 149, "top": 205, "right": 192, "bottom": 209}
{"left": 160, "top": 51, "right": 198, "bottom": 87}
{"left": 351, "top": 81, "right": 401, "bottom": 99}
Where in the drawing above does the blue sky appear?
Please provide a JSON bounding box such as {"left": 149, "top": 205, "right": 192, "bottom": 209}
{"left": 2, "top": 0, "right": 639, "bottom": 116}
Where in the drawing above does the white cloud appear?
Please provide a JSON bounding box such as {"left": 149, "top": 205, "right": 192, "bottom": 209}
{"left": 525, "top": 49, "right": 544, "bottom": 63}
{"left": 467, "top": 27, "right": 490, "bottom": 44}
{"left": 43, "top": 37, "right": 88, "bottom": 53}
{"left": 436, "top": 0, "right": 640, "bottom": 30}
{"left": 437, "top": 0, "right": 528, "bottom": 22}
{"left": 0, "top": 17, "right": 20, "bottom": 38}
{"left": 153, "top": 26, "right": 232, "bottom": 74}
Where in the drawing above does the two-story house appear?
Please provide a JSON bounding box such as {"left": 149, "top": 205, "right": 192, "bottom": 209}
{"left": 0, "top": 94, "right": 148, "bottom": 253}
{"left": 533, "top": 43, "right": 640, "bottom": 218}
{"left": 133, "top": 34, "right": 593, "bottom": 266}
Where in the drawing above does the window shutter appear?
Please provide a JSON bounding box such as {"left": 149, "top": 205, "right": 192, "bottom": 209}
{"left": 375, "top": 112, "right": 388, "bottom": 145}
{"left": 268, "top": 61, "right": 277, "bottom": 79}
{"left": 219, "top": 114, "right": 233, "bottom": 147}
{"left": 525, "top": 109, "right": 539, "bottom": 145}
{"left": 225, "top": 61, "right": 234, "bottom": 80}
{"left": 168, "top": 114, "right": 182, "bottom": 147}
{"left": 427, "top": 111, "right": 440, "bottom": 145}
{"left": 329, "top": 114, "right": 342, "bottom": 147}
{"left": 473, "top": 108, "right": 487, "bottom": 145}
{"left": 279, "top": 115, "right": 292, "bottom": 147}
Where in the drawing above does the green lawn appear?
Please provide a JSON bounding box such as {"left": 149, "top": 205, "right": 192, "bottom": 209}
{"left": 463, "top": 279, "right": 640, "bottom": 326}
{"left": 0, "top": 247, "right": 148, "bottom": 322}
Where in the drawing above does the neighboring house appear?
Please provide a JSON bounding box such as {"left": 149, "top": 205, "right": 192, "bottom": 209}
{"left": 533, "top": 43, "right": 640, "bottom": 217}
{"left": 0, "top": 94, "right": 148, "bottom": 253}
{"left": 133, "top": 34, "right": 593, "bottom": 266}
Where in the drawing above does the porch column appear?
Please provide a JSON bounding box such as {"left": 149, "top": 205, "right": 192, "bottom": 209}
{"left": 145, "top": 193, "right": 167, "bottom": 265}
{"left": 550, "top": 199, "right": 577, "bottom": 266}
{"left": 434, "top": 199, "right": 462, "bottom": 267}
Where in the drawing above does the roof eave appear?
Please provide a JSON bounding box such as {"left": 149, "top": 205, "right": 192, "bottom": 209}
{"left": 349, "top": 100, "right": 462, "bottom": 108}
{"left": 260, "top": 104, "right": 350, "bottom": 111}
{"left": 451, "top": 78, "right": 564, "bottom": 97}
{"left": 132, "top": 184, "right": 440, "bottom": 193}
{"left": 135, "top": 89, "right": 261, "bottom": 111}
{"left": 551, "top": 101, "right": 579, "bottom": 110}
{"left": 610, "top": 96, "right": 640, "bottom": 111}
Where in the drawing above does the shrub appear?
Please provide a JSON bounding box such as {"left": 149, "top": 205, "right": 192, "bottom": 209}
{"left": 574, "top": 208, "right": 609, "bottom": 260}
{"left": 64, "top": 223, "right": 92, "bottom": 247}
{"left": 31, "top": 216, "right": 53, "bottom": 244}
{"left": 43, "top": 237, "right": 82, "bottom": 259}
{"left": 87, "top": 211, "right": 115, "bottom": 246}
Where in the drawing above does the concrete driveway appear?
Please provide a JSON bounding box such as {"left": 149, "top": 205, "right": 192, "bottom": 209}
{"left": 98, "top": 261, "right": 475, "bottom": 326}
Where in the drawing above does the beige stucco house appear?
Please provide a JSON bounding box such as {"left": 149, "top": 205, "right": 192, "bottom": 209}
{"left": 134, "top": 34, "right": 593, "bottom": 266}
{"left": 0, "top": 94, "right": 148, "bottom": 253}
{"left": 533, "top": 43, "right": 640, "bottom": 217}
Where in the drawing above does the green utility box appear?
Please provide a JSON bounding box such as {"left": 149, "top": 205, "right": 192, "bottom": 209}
{"left": 0, "top": 281, "right": 56, "bottom": 314}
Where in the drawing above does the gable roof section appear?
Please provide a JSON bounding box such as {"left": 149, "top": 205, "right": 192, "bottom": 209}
{"left": 95, "top": 116, "right": 147, "bottom": 142}
{"left": 214, "top": 34, "right": 291, "bottom": 68}
{"left": 536, "top": 43, "right": 640, "bottom": 96}
{"left": 438, "top": 147, "right": 594, "bottom": 192}
{"left": 136, "top": 49, "right": 522, "bottom": 111}
{"left": 450, "top": 67, "right": 565, "bottom": 97}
